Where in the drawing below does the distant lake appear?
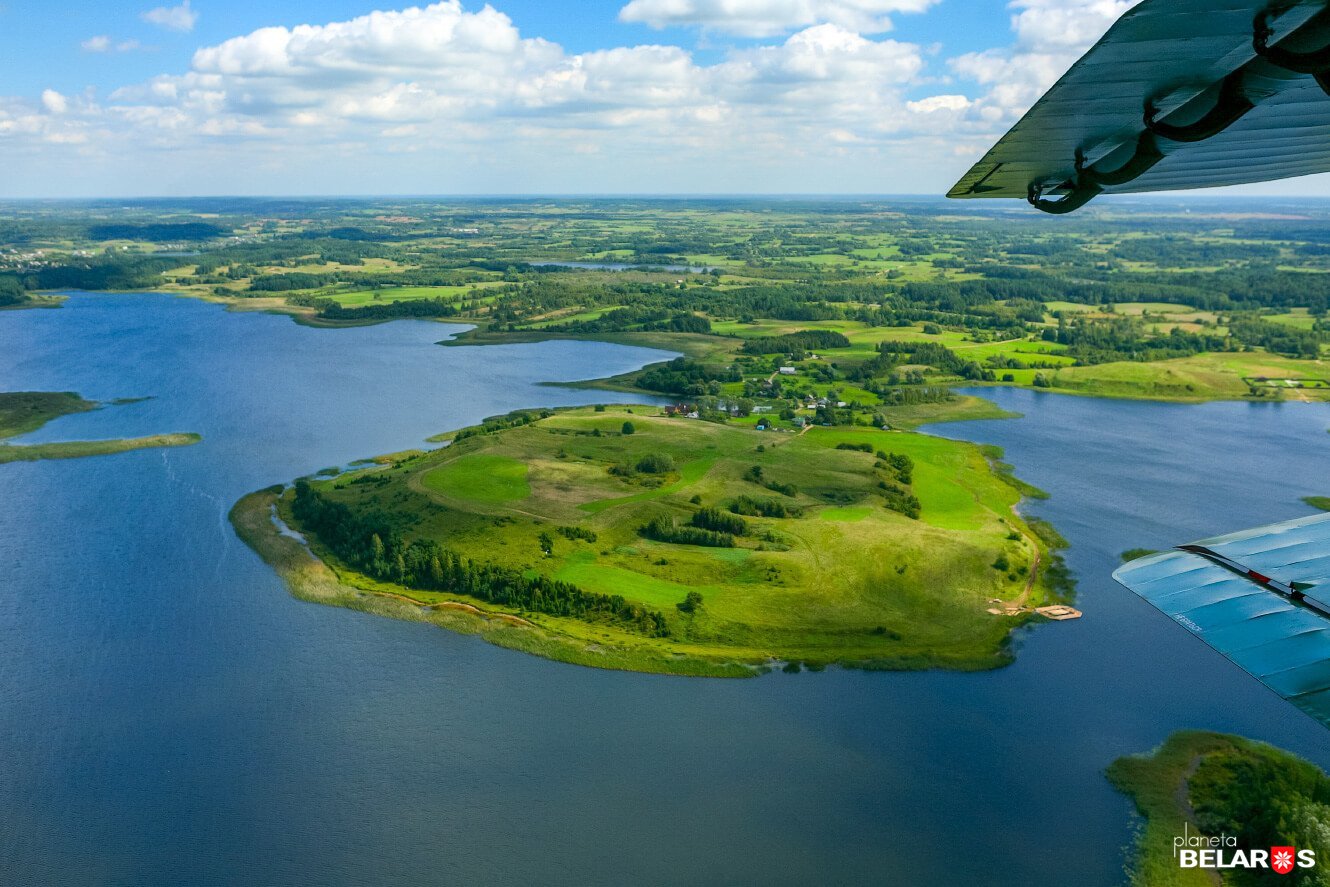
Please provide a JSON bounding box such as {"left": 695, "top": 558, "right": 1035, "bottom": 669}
{"left": 2, "top": 296, "right": 1329, "bottom": 885}
{"left": 530, "top": 260, "right": 716, "bottom": 273}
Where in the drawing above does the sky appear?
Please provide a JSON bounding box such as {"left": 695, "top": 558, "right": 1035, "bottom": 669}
{"left": 1, "top": 0, "right": 1325, "bottom": 197}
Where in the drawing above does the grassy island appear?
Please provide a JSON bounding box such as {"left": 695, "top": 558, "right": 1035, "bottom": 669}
{"left": 0, "top": 391, "right": 201, "bottom": 463}
{"left": 1109, "top": 731, "right": 1330, "bottom": 887}
{"left": 235, "top": 402, "right": 1071, "bottom": 676}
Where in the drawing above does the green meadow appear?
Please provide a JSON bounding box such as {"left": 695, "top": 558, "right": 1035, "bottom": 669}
{"left": 326, "top": 283, "right": 506, "bottom": 307}
{"left": 1042, "top": 351, "right": 1330, "bottom": 401}
{"left": 254, "top": 403, "right": 1070, "bottom": 676}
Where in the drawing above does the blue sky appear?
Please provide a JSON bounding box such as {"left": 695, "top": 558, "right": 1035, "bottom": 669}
{"left": 3, "top": 0, "right": 1315, "bottom": 197}
{"left": 0, "top": 0, "right": 1011, "bottom": 94}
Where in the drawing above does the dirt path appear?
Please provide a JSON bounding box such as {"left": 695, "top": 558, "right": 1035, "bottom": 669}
{"left": 1017, "top": 543, "right": 1042, "bottom": 607}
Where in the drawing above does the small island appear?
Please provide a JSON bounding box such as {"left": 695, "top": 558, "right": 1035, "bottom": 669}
{"left": 1109, "top": 731, "right": 1330, "bottom": 886}
{"left": 0, "top": 391, "right": 201, "bottom": 463}
{"left": 234, "top": 402, "right": 1071, "bottom": 676}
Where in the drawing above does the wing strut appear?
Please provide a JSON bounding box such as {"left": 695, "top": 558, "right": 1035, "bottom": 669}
{"left": 1145, "top": 71, "right": 1256, "bottom": 142}
{"left": 1022, "top": 3, "right": 1330, "bottom": 214}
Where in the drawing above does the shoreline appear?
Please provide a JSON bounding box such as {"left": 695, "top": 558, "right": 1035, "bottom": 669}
{"left": 231, "top": 488, "right": 765, "bottom": 678}
{"left": 233, "top": 487, "right": 1038, "bottom": 677}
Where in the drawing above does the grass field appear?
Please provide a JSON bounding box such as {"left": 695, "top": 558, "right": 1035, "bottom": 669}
{"left": 422, "top": 453, "right": 529, "bottom": 503}
{"left": 326, "top": 283, "right": 505, "bottom": 307}
{"left": 1266, "top": 308, "right": 1318, "bottom": 331}
{"left": 1040, "top": 352, "right": 1330, "bottom": 401}
{"left": 708, "top": 317, "right": 1076, "bottom": 370}
{"left": 255, "top": 403, "right": 1070, "bottom": 675}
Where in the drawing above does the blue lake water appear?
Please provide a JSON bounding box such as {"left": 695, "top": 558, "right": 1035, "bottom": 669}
{"left": 2, "top": 294, "right": 1329, "bottom": 886}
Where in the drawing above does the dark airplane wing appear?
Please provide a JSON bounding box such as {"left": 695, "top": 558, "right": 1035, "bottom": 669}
{"left": 949, "top": 0, "right": 1330, "bottom": 213}
{"left": 1115, "top": 513, "right": 1330, "bottom": 727}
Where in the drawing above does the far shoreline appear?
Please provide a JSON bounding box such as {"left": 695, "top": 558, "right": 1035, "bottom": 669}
{"left": 30, "top": 290, "right": 1330, "bottom": 407}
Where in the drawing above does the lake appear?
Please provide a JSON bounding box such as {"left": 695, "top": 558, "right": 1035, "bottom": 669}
{"left": 2, "top": 294, "right": 1328, "bottom": 886}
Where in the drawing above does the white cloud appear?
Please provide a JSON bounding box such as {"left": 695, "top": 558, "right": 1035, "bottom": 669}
{"left": 103, "top": 3, "right": 931, "bottom": 142}
{"left": 618, "top": 0, "right": 938, "bottom": 38}
{"left": 949, "top": 0, "right": 1138, "bottom": 121}
{"left": 1008, "top": 0, "right": 1136, "bottom": 49}
{"left": 0, "top": 0, "right": 1154, "bottom": 195}
{"left": 142, "top": 0, "right": 198, "bottom": 33}
{"left": 83, "top": 35, "right": 145, "bottom": 53}
{"left": 907, "top": 94, "right": 970, "bottom": 114}
{"left": 41, "top": 90, "right": 69, "bottom": 115}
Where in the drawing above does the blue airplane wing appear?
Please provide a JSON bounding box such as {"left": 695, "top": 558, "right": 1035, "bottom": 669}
{"left": 1115, "top": 513, "right": 1330, "bottom": 727}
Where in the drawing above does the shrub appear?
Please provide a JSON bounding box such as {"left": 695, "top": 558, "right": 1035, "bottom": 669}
{"left": 729, "top": 495, "right": 798, "bottom": 518}
{"left": 640, "top": 515, "right": 735, "bottom": 548}
{"left": 556, "top": 525, "right": 598, "bottom": 543}
{"left": 691, "top": 507, "right": 748, "bottom": 536}
{"left": 635, "top": 452, "right": 676, "bottom": 474}
{"left": 677, "top": 591, "right": 704, "bottom": 613}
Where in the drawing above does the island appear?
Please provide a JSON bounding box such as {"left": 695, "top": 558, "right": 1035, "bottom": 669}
{"left": 1305, "top": 496, "right": 1330, "bottom": 513}
{"left": 1108, "top": 731, "right": 1330, "bottom": 886}
{"left": 0, "top": 391, "right": 201, "bottom": 463}
{"left": 233, "top": 401, "right": 1072, "bottom": 676}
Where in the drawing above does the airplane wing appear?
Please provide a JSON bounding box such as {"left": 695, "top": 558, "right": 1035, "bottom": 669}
{"left": 1115, "top": 512, "right": 1330, "bottom": 728}
{"left": 950, "top": 0, "right": 1330, "bottom": 213}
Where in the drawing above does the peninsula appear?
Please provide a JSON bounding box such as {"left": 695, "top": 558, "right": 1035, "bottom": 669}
{"left": 234, "top": 400, "right": 1070, "bottom": 676}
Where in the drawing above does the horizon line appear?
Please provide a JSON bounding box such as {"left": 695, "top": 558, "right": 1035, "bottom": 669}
{"left": 4, "top": 192, "right": 1330, "bottom": 203}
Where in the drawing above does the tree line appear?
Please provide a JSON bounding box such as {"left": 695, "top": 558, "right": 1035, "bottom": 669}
{"left": 291, "top": 482, "right": 670, "bottom": 637}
